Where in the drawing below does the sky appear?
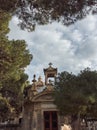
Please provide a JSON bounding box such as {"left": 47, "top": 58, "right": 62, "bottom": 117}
{"left": 8, "top": 13, "right": 97, "bottom": 82}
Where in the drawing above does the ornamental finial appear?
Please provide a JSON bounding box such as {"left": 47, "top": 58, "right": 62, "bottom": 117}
{"left": 32, "top": 74, "right": 36, "bottom": 83}
{"left": 49, "top": 62, "right": 52, "bottom": 67}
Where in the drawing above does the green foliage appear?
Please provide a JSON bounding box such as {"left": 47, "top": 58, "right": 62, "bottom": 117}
{"left": 1, "top": 73, "right": 29, "bottom": 117}
{"left": 0, "top": 10, "right": 32, "bottom": 120}
{"left": 0, "top": 10, "right": 32, "bottom": 84}
{"left": 0, "top": 39, "right": 32, "bottom": 84}
{"left": 0, "top": 10, "right": 11, "bottom": 35}
{"left": 0, "top": 0, "right": 97, "bottom": 31}
{"left": 0, "top": 96, "right": 11, "bottom": 121}
{"left": 15, "top": 0, "right": 97, "bottom": 31}
{"left": 0, "top": 10, "right": 12, "bottom": 86}
{"left": 0, "top": 0, "right": 17, "bottom": 12}
{"left": 54, "top": 69, "right": 97, "bottom": 118}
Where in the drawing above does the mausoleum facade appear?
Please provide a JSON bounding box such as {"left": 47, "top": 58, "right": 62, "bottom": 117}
{"left": 22, "top": 63, "right": 64, "bottom": 130}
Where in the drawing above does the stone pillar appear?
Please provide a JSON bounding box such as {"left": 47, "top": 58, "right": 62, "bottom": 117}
{"left": 37, "top": 110, "right": 42, "bottom": 130}
{"left": 32, "top": 110, "right": 37, "bottom": 130}
{"left": 21, "top": 103, "right": 34, "bottom": 130}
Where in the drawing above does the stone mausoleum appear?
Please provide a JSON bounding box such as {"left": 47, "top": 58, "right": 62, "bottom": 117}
{"left": 0, "top": 64, "right": 96, "bottom": 130}
{"left": 22, "top": 63, "right": 65, "bottom": 130}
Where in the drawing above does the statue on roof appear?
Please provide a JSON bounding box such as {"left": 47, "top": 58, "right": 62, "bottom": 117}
{"left": 36, "top": 76, "right": 44, "bottom": 88}
{"left": 31, "top": 74, "right": 38, "bottom": 95}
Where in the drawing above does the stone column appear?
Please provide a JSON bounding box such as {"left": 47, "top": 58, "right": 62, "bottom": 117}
{"left": 21, "top": 103, "right": 34, "bottom": 130}
{"left": 33, "top": 110, "right": 37, "bottom": 130}
{"left": 37, "top": 110, "right": 42, "bottom": 130}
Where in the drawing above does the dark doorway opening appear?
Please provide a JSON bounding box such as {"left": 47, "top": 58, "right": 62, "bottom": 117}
{"left": 44, "top": 111, "right": 58, "bottom": 130}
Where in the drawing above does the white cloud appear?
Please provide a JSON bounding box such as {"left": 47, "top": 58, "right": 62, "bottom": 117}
{"left": 8, "top": 14, "right": 97, "bottom": 82}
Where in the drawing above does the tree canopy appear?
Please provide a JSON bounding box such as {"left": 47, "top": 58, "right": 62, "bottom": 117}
{"left": 16, "top": 0, "right": 97, "bottom": 30}
{"left": 0, "top": 9, "right": 32, "bottom": 86}
{"left": 0, "top": 0, "right": 97, "bottom": 30}
{"left": 0, "top": 9, "right": 32, "bottom": 121}
{"left": 54, "top": 68, "right": 97, "bottom": 118}
{"left": 0, "top": 96, "right": 11, "bottom": 121}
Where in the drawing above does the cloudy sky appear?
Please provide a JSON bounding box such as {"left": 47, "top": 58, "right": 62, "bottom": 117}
{"left": 8, "top": 13, "right": 97, "bottom": 82}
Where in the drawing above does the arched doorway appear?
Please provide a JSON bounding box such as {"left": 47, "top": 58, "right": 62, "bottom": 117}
{"left": 44, "top": 111, "right": 58, "bottom": 130}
